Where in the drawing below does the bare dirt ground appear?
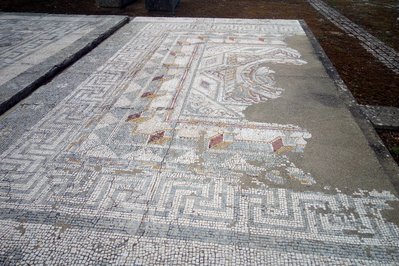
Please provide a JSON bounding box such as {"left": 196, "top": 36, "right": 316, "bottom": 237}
{"left": 378, "top": 129, "right": 399, "bottom": 163}
{"left": 1, "top": 0, "right": 398, "bottom": 163}
{"left": 325, "top": 0, "right": 399, "bottom": 51}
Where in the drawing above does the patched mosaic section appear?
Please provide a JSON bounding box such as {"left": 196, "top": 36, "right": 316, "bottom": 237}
{"left": 0, "top": 18, "right": 398, "bottom": 264}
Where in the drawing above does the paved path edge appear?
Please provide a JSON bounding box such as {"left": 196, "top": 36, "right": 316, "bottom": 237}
{"left": 359, "top": 105, "right": 399, "bottom": 130}
{"left": 0, "top": 13, "right": 130, "bottom": 115}
{"left": 299, "top": 20, "right": 399, "bottom": 192}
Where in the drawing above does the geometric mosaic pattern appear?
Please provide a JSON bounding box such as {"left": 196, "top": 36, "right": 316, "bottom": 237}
{"left": 0, "top": 14, "right": 115, "bottom": 86}
{"left": 0, "top": 17, "right": 398, "bottom": 264}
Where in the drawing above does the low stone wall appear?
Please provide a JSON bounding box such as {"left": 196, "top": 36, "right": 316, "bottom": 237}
{"left": 96, "top": 0, "right": 136, "bottom": 8}
{"left": 145, "top": 0, "right": 180, "bottom": 13}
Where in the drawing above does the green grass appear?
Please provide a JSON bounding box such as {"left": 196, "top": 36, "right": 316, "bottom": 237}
{"left": 390, "top": 146, "right": 399, "bottom": 155}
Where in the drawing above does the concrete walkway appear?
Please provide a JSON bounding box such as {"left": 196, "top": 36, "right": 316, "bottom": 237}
{"left": 0, "top": 13, "right": 128, "bottom": 114}
{"left": 0, "top": 16, "right": 398, "bottom": 264}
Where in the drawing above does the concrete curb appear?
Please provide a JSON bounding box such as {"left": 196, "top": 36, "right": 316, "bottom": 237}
{"left": 0, "top": 14, "right": 130, "bottom": 115}
{"left": 299, "top": 20, "right": 399, "bottom": 193}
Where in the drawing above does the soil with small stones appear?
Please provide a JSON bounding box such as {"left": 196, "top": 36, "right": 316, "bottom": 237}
{"left": 378, "top": 130, "right": 399, "bottom": 164}
{"left": 325, "top": 0, "right": 399, "bottom": 52}
{"left": 1, "top": 0, "right": 398, "bottom": 164}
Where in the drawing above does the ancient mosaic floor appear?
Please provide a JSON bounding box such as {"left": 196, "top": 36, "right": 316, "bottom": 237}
{"left": 0, "top": 17, "right": 398, "bottom": 264}
{"left": 0, "top": 13, "right": 127, "bottom": 112}
{"left": 0, "top": 13, "right": 120, "bottom": 85}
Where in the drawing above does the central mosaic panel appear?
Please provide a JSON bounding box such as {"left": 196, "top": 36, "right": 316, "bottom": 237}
{"left": 79, "top": 30, "right": 314, "bottom": 186}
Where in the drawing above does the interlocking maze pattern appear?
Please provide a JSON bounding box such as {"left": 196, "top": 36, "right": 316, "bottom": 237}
{"left": 0, "top": 14, "right": 108, "bottom": 86}
{"left": 0, "top": 17, "right": 398, "bottom": 264}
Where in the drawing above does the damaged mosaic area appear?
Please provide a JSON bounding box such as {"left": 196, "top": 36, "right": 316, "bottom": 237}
{"left": 0, "top": 17, "right": 398, "bottom": 264}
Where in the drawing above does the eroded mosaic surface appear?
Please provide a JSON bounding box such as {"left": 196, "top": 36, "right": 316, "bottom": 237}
{"left": 0, "top": 17, "right": 398, "bottom": 264}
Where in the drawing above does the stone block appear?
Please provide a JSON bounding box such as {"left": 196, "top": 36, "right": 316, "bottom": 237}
{"left": 145, "top": 0, "right": 180, "bottom": 14}
{"left": 97, "top": 0, "right": 136, "bottom": 8}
